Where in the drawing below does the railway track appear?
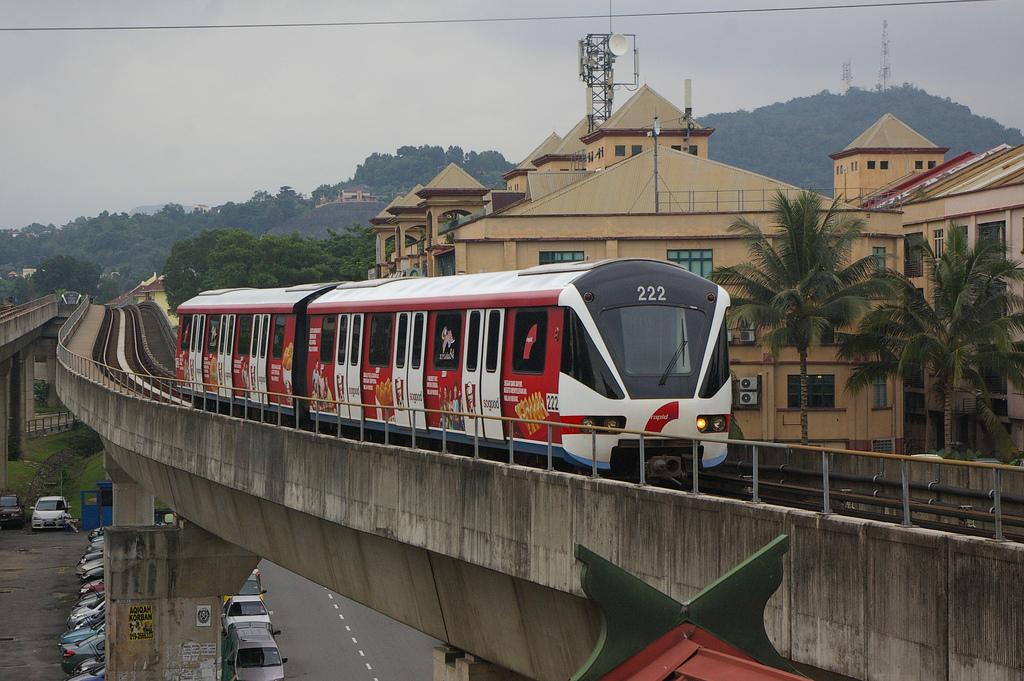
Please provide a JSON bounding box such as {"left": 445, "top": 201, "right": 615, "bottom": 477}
{"left": 93, "top": 306, "right": 187, "bottom": 405}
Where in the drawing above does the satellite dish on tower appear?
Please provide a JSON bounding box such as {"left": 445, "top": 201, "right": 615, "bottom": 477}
{"left": 608, "top": 33, "right": 629, "bottom": 57}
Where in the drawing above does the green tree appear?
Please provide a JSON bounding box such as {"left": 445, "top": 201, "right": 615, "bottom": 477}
{"left": 841, "top": 229, "right": 1024, "bottom": 458}
{"left": 31, "top": 255, "right": 100, "bottom": 296}
{"left": 711, "top": 191, "right": 889, "bottom": 444}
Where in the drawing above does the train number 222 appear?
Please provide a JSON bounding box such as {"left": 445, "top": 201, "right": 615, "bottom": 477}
{"left": 637, "top": 285, "right": 666, "bottom": 301}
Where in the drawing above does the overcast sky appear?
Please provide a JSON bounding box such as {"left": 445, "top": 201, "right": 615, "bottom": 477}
{"left": 1, "top": 0, "right": 1020, "bottom": 229}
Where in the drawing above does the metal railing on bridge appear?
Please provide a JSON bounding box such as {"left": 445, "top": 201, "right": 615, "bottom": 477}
{"left": 26, "top": 411, "right": 77, "bottom": 437}
{"left": 57, "top": 297, "right": 1022, "bottom": 543}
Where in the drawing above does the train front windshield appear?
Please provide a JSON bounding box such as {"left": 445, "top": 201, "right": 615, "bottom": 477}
{"left": 597, "top": 304, "right": 708, "bottom": 398}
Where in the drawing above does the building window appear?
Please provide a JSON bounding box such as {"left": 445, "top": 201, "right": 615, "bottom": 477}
{"left": 786, "top": 374, "right": 835, "bottom": 408}
{"left": 630, "top": 144, "right": 642, "bottom": 156}
{"left": 880, "top": 160, "right": 889, "bottom": 170}
{"left": 915, "top": 160, "right": 924, "bottom": 170}
{"left": 596, "top": 147, "right": 604, "bottom": 158}
{"left": 539, "top": 251, "right": 584, "bottom": 265}
{"left": 852, "top": 161, "right": 858, "bottom": 170}
{"left": 872, "top": 246, "right": 887, "bottom": 272}
{"left": 671, "top": 144, "right": 682, "bottom": 151}
{"left": 614, "top": 145, "right": 626, "bottom": 157}
{"left": 872, "top": 376, "right": 888, "bottom": 408}
{"left": 928, "top": 160, "right": 936, "bottom": 169}
{"left": 978, "top": 220, "right": 1006, "bottom": 251}
{"left": 836, "top": 166, "right": 841, "bottom": 176}
{"left": 667, "top": 249, "right": 713, "bottom": 277}
{"left": 934, "top": 228, "right": 944, "bottom": 258}
{"left": 867, "top": 160, "right": 876, "bottom": 169}
{"left": 688, "top": 145, "right": 699, "bottom": 155}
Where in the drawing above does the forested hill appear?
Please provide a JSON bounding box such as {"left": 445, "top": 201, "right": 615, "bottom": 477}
{"left": 701, "top": 85, "right": 1024, "bottom": 192}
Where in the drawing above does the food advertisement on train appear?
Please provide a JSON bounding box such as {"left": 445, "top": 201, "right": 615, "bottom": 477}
{"left": 425, "top": 311, "right": 465, "bottom": 431}
{"left": 501, "top": 308, "right": 560, "bottom": 442}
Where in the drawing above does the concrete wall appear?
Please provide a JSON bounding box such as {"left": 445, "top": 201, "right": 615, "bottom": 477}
{"left": 0, "top": 297, "right": 56, "bottom": 364}
{"left": 58, "top": 359, "right": 1024, "bottom": 681}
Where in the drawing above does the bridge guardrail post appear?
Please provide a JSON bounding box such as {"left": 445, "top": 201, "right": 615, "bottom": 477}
{"left": 591, "top": 431, "right": 597, "bottom": 477}
{"left": 411, "top": 408, "right": 417, "bottom": 449}
{"left": 692, "top": 440, "right": 699, "bottom": 493}
{"left": 752, "top": 445, "right": 759, "bottom": 502}
{"left": 440, "top": 416, "right": 446, "bottom": 453}
{"left": 384, "top": 415, "right": 390, "bottom": 446}
{"left": 546, "top": 424, "right": 553, "bottom": 471}
{"left": 822, "top": 451, "right": 832, "bottom": 515}
{"left": 638, "top": 433, "right": 646, "bottom": 486}
{"left": 507, "top": 426, "right": 514, "bottom": 464}
{"left": 472, "top": 416, "right": 478, "bottom": 459}
{"left": 360, "top": 410, "right": 366, "bottom": 443}
{"left": 993, "top": 468, "right": 1004, "bottom": 541}
{"left": 901, "top": 459, "right": 912, "bottom": 527}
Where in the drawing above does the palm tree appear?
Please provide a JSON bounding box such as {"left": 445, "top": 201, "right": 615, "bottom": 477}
{"left": 841, "top": 228, "right": 1024, "bottom": 458}
{"left": 712, "top": 191, "right": 889, "bottom": 444}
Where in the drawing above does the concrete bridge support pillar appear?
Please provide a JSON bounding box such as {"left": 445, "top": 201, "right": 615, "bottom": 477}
{"left": 433, "top": 647, "right": 531, "bottom": 681}
{"left": 8, "top": 351, "right": 27, "bottom": 460}
{"left": 105, "top": 523, "right": 259, "bottom": 681}
{"left": 18, "top": 347, "right": 34, "bottom": 424}
{"left": 106, "top": 450, "right": 154, "bottom": 526}
{"left": 0, "top": 360, "right": 9, "bottom": 490}
{"left": 43, "top": 340, "right": 58, "bottom": 407}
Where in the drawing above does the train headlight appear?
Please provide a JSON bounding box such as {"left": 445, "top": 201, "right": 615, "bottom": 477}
{"left": 581, "top": 416, "right": 595, "bottom": 434}
{"left": 696, "top": 415, "right": 729, "bottom": 433}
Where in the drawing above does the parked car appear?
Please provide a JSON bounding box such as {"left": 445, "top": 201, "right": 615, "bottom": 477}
{"left": 79, "top": 579, "right": 104, "bottom": 596}
{"left": 0, "top": 493, "right": 26, "bottom": 529}
{"left": 78, "top": 564, "right": 104, "bottom": 582}
{"left": 67, "top": 666, "right": 104, "bottom": 681}
{"left": 87, "top": 527, "right": 104, "bottom": 541}
{"left": 74, "top": 592, "right": 104, "bottom": 610}
{"left": 68, "top": 610, "right": 105, "bottom": 632}
{"left": 225, "top": 569, "right": 266, "bottom": 604}
{"left": 76, "top": 557, "right": 104, "bottom": 580}
{"left": 67, "top": 600, "right": 105, "bottom": 629}
{"left": 69, "top": 654, "right": 105, "bottom": 677}
{"left": 60, "top": 632, "right": 104, "bottom": 674}
{"left": 222, "top": 595, "right": 273, "bottom": 635}
{"left": 31, "top": 495, "right": 70, "bottom": 530}
{"left": 79, "top": 551, "right": 103, "bottom": 567}
{"left": 222, "top": 625, "right": 286, "bottom": 681}
{"left": 60, "top": 622, "right": 105, "bottom": 646}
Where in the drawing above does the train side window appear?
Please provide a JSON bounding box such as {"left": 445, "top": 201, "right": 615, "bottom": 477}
{"left": 511, "top": 309, "right": 547, "bottom": 374}
{"left": 485, "top": 310, "right": 500, "bottom": 373}
{"left": 411, "top": 313, "right": 425, "bottom": 370}
{"left": 395, "top": 313, "right": 409, "bottom": 369}
{"left": 259, "top": 315, "right": 270, "bottom": 359}
{"left": 179, "top": 315, "right": 192, "bottom": 350}
{"left": 237, "top": 315, "right": 252, "bottom": 356}
{"left": 320, "top": 316, "right": 336, "bottom": 363}
{"left": 561, "top": 308, "right": 623, "bottom": 399}
{"left": 207, "top": 315, "right": 221, "bottom": 354}
{"left": 271, "top": 316, "right": 287, "bottom": 359}
{"left": 699, "top": 322, "right": 730, "bottom": 399}
{"left": 466, "top": 311, "right": 481, "bottom": 372}
{"left": 349, "top": 316, "right": 362, "bottom": 366}
{"left": 368, "top": 314, "right": 393, "bottom": 367}
{"left": 433, "top": 311, "right": 461, "bottom": 370}
{"left": 336, "top": 315, "right": 348, "bottom": 365}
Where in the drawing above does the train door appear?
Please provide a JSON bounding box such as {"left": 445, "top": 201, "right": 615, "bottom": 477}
{"left": 205, "top": 315, "right": 221, "bottom": 396}
{"left": 332, "top": 315, "right": 349, "bottom": 420}
{"left": 391, "top": 312, "right": 411, "bottom": 429}
{"left": 218, "top": 314, "right": 235, "bottom": 400}
{"left": 247, "top": 314, "right": 262, "bottom": 405}
{"left": 407, "top": 312, "right": 427, "bottom": 432}
{"left": 234, "top": 315, "right": 252, "bottom": 400}
{"left": 189, "top": 314, "right": 206, "bottom": 394}
{"left": 461, "top": 309, "right": 485, "bottom": 436}
{"left": 480, "top": 309, "right": 505, "bottom": 440}
{"left": 345, "top": 314, "right": 364, "bottom": 422}
{"left": 256, "top": 313, "right": 270, "bottom": 405}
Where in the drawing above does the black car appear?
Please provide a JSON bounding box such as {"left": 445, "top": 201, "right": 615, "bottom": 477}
{"left": 0, "top": 494, "right": 26, "bottom": 529}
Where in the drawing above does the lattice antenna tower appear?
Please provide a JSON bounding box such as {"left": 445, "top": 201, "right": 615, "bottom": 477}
{"left": 578, "top": 33, "right": 639, "bottom": 134}
{"left": 842, "top": 61, "right": 852, "bottom": 92}
{"left": 877, "top": 20, "right": 891, "bottom": 91}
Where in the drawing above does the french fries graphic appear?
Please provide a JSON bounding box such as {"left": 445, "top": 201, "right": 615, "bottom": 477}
{"left": 514, "top": 391, "right": 549, "bottom": 435}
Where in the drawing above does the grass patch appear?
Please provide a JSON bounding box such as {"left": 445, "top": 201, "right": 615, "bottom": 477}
{"left": 34, "top": 403, "right": 67, "bottom": 415}
{"left": 6, "top": 460, "right": 37, "bottom": 496}
{"left": 22, "top": 426, "right": 102, "bottom": 464}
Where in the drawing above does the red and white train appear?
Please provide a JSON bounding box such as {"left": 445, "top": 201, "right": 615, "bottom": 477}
{"left": 175, "top": 259, "right": 732, "bottom": 473}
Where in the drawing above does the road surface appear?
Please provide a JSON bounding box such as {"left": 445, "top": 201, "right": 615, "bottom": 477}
{"left": 259, "top": 560, "right": 440, "bottom": 681}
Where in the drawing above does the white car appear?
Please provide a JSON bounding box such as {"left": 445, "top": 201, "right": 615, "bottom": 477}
{"left": 31, "top": 496, "right": 70, "bottom": 530}
{"left": 222, "top": 595, "right": 273, "bottom": 635}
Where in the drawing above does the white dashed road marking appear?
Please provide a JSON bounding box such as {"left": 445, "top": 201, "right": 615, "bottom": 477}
{"left": 352, "top": 637, "right": 358, "bottom": 644}
{"left": 327, "top": 593, "right": 334, "bottom": 600}
{"left": 345, "top": 625, "right": 351, "bottom": 631}
{"left": 359, "top": 650, "right": 365, "bottom": 657}
{"left": 366, "top": 663, "right": 373, "bottom": 670}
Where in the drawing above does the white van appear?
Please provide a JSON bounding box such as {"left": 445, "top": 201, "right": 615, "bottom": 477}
{"left": 222, "top": 625, "right": 286, "bottom": 681}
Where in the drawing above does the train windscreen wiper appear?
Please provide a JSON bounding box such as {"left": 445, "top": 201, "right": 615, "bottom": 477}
{"left": 657, "top": 338, "right": 687, "bottom": 386}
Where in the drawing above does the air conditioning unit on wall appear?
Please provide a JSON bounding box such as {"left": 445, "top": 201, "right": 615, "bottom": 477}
{"left": 739, "top": 376, "right": 760, "bottom": 391}
{"left": 738, "top": 328, "right": 756, "bottom": 343}
{"left": 739, "top": 390, "right": 760, "bottom": 407}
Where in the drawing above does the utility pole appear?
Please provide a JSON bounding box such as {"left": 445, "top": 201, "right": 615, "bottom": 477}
{"left": 649, "top": 116, "right": 661, "bottom": 213}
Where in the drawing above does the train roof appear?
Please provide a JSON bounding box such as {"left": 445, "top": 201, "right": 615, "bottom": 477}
{"left": 177, "top": 282, "right": 340, "bottom": 314}
{"left": 308, "top": 259, "right": 658, "bottom": 312}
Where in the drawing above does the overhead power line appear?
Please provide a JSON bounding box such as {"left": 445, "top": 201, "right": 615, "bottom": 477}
{"left": 0, "top": 0, "right": 996, "bottom": 33}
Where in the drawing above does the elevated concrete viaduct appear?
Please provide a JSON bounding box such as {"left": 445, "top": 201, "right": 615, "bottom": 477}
{"left": 56, "top": 306, "right": 1024, "bottom": 681}
{"left": 0, "top": 296, "right": 64, "bottom": 488}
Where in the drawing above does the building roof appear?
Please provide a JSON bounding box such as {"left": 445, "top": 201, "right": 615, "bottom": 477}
{"left": 515, "top": 132, "right": 561, "bottom": 171}
{"left": 502, "top": 146, "right": 816, "bottom": 216}
{"left": 601, "top": 84, "right": 687, "bottom": 130}
{"left": 843, "top": 113, "right": 940, "bottom": 151}
{"left": 537, "top": 117, "right": 589, "bottom": 159}
{"left": 369, "top": 195, "right": 401, "bottom": 225}
{"left": 386, "top": 184, "right": 426, "bottom": 215}
{"left": 420, "top": 163, "right": 486, "bottom": 191}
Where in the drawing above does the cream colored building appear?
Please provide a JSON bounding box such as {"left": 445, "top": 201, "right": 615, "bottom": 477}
{"left": 831, "top": 113, "right": 948, "bottom": 202}
{"left": 371, "top": 86, "right": 910, "bottom": 450}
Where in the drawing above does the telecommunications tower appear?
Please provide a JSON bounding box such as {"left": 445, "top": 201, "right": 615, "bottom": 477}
{"left": 842, "top": 61, "right": 853, "bottom": 92}
{"left": 578, "top": 33, "right": 639, "bottom": 133}
{"left": 877, "top": 20, "right": 891, "bottom": 91}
